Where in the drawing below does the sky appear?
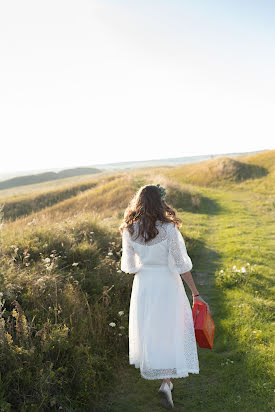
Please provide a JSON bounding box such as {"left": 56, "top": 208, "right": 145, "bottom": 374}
{"left": 0, "top": 0, "right": 274, "bottom": 174}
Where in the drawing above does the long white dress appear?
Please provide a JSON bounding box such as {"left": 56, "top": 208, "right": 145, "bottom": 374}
{"left": 121, "top": 220, "right": 200, "bottom": 380}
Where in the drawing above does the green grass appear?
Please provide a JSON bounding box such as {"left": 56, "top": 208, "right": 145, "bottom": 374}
{"left": 0, "top": 151, "right": 274, "bottom": 410}
{"left": 96, "top": 173, "right": 274, "bottom": 411}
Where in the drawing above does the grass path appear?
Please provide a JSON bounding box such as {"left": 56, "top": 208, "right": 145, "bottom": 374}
{"left": 96, "top": 186, "right": 274, "bottom": 412}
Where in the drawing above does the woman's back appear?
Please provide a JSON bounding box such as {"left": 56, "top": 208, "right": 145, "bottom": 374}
{"left": 130, "top": 220, "right": 170, "bottom": 267}
{"left": 121, "top": 220, "right": 193, "bottom": 275}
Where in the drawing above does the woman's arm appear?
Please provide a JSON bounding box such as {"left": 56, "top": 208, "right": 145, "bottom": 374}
{"left": 180, "top": 271, "right": 199, "bottom": 296}
{"left": 181, "top": 270, "right": 211, "bottom": 313}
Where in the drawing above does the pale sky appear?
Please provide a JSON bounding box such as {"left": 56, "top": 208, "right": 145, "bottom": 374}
{"left": 0, "top": 0, "right": 274, "bottom": 174}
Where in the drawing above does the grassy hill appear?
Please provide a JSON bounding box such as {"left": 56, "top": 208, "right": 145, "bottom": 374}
{"left": 163, "top": 154, "right": 270, "bottom": 187}
{"left": 0, "top": 150, "right": 274, "bottom": 411}
{"left": 0, "top": 167, "right": 103, "bottom": 191}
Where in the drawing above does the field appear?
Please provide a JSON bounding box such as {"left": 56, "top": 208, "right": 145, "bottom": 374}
{"left": 0, "top": 151, "right": 274, "bottom": 411}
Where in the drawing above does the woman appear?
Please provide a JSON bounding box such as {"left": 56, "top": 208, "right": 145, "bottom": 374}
{"left": 119, "top": 184, "right": 210, "bottom": 409}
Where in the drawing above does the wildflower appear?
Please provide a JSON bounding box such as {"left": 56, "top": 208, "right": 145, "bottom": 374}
{"left": 233, "top": 265, "right": 237, "bottom": 270}
{"left": 119, "top": 326, "right": 125, "bottom": 329}
{"left": 90, "top": 232, "right": 94, "bottom": 235}
{"left": 118, "top": 311, "right": 124, "bottom": 316}
{"left": 109, "top": 322, "right": 116, "bottom": 327}
{"left": 108, "top": 252, "right": 113, "bottom": 256}
{"left": 118, "top": 333, "right": 122, "bottom": 336}
{"left": 44, "top": 258, "right": 51, "bottom": 263}
{"left": 241, "top": 267, "right": 246, "bottom": 273}
{"left": 52, "top": 250, "right": 57, "bottom": 253}
{"left": 246, "top": 263, "right": 250, "bottom": 266}
{"left": 220, "top": 270, "right": 224, "bottom": 273}
{"left": 117, "top": 270, "right": 122, "bottom": 273}
{"left": 72, "top": 262, "right": 79, "bottom": 267}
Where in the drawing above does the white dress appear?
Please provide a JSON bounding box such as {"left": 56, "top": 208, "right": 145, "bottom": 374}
{"left": 121, "top": 220, "right": 200, "bottom": 380}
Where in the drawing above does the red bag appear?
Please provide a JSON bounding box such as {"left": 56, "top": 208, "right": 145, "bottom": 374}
{"left": 192, "top": 301, "right": 215, "bottom": 349}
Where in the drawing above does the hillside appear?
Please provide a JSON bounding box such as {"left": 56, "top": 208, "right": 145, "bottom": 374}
{"left": 238, "top": 149, "right": 275, "bottom": 171}
{"left": 0, "top": 167, "right": 103, "bottom": 191}
{"left": 0, "top": 152, "right": 273, "bottom": 410}
{"left": 163, "top": 150, "right": 274, "bottom": 189}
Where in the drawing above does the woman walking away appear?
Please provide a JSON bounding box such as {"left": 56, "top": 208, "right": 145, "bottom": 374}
{"left": 119, "top": 184, "right": 210, "bottom": 409}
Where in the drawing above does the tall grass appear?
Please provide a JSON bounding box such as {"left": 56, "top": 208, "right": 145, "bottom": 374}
{"left": 0, "top": 211, "right": 133, "bottom": 410}
{"left": 0, "top": 151, "right": 274, "bottom": 410}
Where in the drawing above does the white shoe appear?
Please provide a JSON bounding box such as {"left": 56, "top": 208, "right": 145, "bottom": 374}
{"left": 159, "top": 381, "right": 173, "bottom": 392}
{"left": 158, "top": 382, "right": 174, "bottom": 409}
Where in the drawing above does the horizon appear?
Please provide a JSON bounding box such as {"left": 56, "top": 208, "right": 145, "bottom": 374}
{"left": 0, "top": 148, "right": 269, "bottom": 179}
{"left": 1, "top": 0, "right": 274, "bottom": 174}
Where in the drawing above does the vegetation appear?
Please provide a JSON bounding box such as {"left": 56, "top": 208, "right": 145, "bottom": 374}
{"left": 0, "top": 167, "right": 103, "bottom": 191}
{"left": 163, "top": 153, "right": 270, "bottom": 187}
{"left": 0, "top": 150, "right": 274, "bottom": 410}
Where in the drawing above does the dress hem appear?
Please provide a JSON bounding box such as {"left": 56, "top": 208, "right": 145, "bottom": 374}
{"left": 130, "top": 362, "right": 199, "bottom": 380}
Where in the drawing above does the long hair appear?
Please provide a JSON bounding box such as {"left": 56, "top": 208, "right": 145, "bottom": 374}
{"left": 119, "top": 184, "right": 182, "bottom": 242}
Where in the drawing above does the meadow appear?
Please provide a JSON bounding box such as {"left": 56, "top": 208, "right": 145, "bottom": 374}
{"left": 0, "top": 151, "right": 274, "bottom": 411}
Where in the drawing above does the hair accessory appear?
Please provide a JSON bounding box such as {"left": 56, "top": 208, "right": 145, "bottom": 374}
{"left": 156, "top": 184, "right": 166, "bottom": 200}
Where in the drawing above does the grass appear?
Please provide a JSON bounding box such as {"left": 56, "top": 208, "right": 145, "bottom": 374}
{"left": 0, "top": 150, "right": 274, "bottom": 410}
{"left": 98, "top": 182, "right": 274, "bottom": 411}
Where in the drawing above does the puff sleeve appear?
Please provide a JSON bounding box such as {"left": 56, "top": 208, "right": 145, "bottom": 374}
{"left": 121, "top": 228, "right": 141, "bottom": 274}
{"left": 167, "top": 224, "right": 193, "bottom": 275}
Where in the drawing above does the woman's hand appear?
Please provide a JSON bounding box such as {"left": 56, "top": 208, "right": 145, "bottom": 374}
{"left": 193, "top": 295, "right": 211, "bottom": 314}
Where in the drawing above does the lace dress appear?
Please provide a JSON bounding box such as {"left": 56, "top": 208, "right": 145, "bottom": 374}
{"left": 121, "top": 220, "right": 200, "bottom": 380}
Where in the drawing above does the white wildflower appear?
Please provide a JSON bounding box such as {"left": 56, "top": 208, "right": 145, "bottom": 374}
{"left": 44, "top": 258, "right": 51, "bottom": 263}
{"left": 220, "top": 270, "right": 224, "bottom": 273}
{"left": 241, "top": 267, "right": 246, "bottom": 273}
{"left": 108, "top": 252, "right": 113, "bottom": 256}
{"left": 233, "top": 265, "right": 237, "bottom": 270}
{"left": 109, "top": 322, "right": 116, "bottom": 327}
{"left": 117, "top": 270, "right": 122, "bottom": 273}
{"left": 118, "top": 311, "right": 124, "bottom": 316}
{"left": 72, "top": 262, "right": 79, "bottom": 266}
{"left": 118, "top": 333, "right": 122, "bottom": 336}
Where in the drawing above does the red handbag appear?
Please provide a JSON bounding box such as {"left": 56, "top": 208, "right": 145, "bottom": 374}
{"left": 192, "top": 301, "right": 215, "bottom": 349}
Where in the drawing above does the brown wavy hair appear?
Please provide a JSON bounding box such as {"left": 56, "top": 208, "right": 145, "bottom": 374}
{"left": 119, "top": 184, "right": 182, "bottom": 242}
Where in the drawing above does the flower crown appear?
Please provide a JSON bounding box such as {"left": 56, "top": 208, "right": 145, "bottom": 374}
{"left": 156, "top": 184, "right": 166, "bottom": 200}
